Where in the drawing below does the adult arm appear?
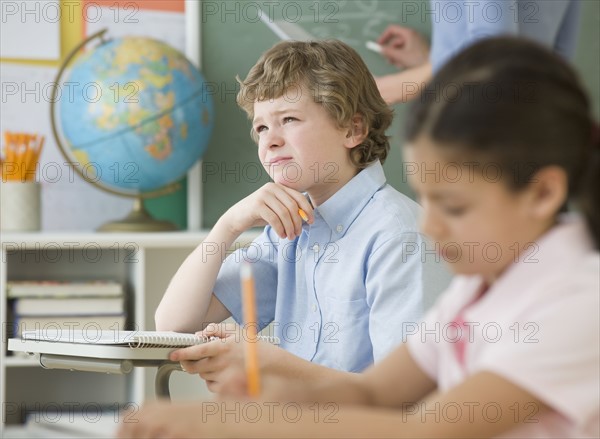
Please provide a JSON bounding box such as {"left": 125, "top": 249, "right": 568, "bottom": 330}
{"left": 375, "top": 62, "right": 432, "bottom": 105}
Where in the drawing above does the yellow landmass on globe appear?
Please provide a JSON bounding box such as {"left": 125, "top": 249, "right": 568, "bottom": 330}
{"left": 140, "top": 67, "right": 172, "bottom": 89}
{"left": 145, "top": 114, "right": 174, "bottom": 160}
{"left": 145, "top": 139, "right": 172, "bottom": 160}
{"left": 127, "top": 106, "right": 153, "bottom": 127}
{"left": 159, "top": 115, "right": 174, "bottom": 130}
{"left": 95, "top": 104, "right": 119, "bottom": 131}
{"left": 112, "top": 38, "right": 166, "bottom": 71}
{"left": 154, "top": 91, "right": 175, "bottom": 111}
{"left": 71, "top": 149, "right": 99, "bottom": 180}
{"left": 168, "top": 57, "right": 193, "bottom": 80}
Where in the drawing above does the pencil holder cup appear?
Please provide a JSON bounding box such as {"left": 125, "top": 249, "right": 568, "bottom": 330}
{"left": 0, "top": 181, "right": 41, "bottom": 232}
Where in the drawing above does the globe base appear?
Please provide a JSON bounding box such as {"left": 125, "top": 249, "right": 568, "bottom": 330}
{"left": 97, "top": 198, "right": 178, "bottom": 232}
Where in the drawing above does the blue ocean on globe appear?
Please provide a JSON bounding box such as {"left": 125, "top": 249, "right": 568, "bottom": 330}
{"left": 59, "top": 37, "right": 214, "bottom": 193}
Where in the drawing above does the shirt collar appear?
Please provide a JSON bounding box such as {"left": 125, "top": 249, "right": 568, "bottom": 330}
{"left": 465, "top": 213, "right": 596, "bottom": 311}
{"left": 312, "top": 160, "right": 386, "bottom": 239}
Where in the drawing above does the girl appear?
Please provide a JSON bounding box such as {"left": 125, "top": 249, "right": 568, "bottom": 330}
{"left": 118, "top": 37, "right": 599, "bottom": 439}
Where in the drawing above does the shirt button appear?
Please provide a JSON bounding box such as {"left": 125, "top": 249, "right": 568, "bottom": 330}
{"left": 312, "top": 243, "right": 320, "bottom": 252}
{"left": 336, "top": 224, "right": 343, "bottom": 233}
{"left": 311, "top": 304, "right": 317, "bottom": 312}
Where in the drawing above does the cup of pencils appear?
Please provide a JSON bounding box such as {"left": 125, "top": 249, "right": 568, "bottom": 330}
{"left": 1, "top": 132, "right": 45, "bottom": 231}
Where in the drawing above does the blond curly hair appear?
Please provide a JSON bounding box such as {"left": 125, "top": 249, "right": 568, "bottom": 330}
{"left": 237, "top": 40, "right": 393, "bottom": 168}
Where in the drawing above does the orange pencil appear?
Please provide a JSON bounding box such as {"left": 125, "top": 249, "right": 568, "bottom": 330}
{"left": 33, "top": 135, "right": 45, "bottom": 177}
{"left": 22, "top": 135, "right": 35, "bottom": 181}
{"left": 4, "top": 132, "right": 15, "bottom": 170}
{"left": 241, "top": 262, "right": 260, "bottom": 397}
{"left": 298, "top": 208, "right": 309, "bottom": 222}
{"left": 3, "top": 131, "right": 11, "bottom": 159}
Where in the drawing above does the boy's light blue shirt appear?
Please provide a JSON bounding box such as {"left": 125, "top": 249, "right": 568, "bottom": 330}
{"left": 213, "top": 161, "right": 450, "bottom": 372}
{"left": 430, "top": 0, "right": 581, "bottom": 72}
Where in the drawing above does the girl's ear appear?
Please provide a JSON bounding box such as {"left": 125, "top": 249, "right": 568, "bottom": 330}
{"left": 344, "top": 114, "right": 368, "bottom": 149}
{"left": 526, "top": 166, "right": 568, "bottom": 220}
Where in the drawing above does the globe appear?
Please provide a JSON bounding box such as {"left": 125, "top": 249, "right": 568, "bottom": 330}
{"left": 50, "top": 30, "right": 214, "bottom": 231}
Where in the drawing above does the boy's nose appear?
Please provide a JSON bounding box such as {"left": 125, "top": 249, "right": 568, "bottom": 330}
{"left": 263, "top": 128, "right": 285, "bottom": 149}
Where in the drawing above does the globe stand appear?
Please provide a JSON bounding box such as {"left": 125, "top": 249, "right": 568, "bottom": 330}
{"left": 97, "top": 198, "right": 178, "bottom": 232}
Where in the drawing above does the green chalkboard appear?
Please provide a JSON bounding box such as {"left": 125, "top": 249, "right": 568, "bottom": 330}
{"left": 197, "top": 0, "right": 599, "bottom": 228}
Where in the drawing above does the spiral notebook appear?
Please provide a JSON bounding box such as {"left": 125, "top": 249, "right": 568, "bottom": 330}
{"left": 21, "top": 329, "right": 279, "bottom": 348}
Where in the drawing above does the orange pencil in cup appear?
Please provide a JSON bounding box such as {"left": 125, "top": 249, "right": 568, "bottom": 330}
{"left": 30, "top": 135, "right": 45, "bottom": 182}
{"left": 4, "top": 132, "right": 15, "bottom": 171}
{"left": 3, "top": 132, "right": 18, "bottom": 181}
{"left": 22, "top": 135, "right": 35, "bottom": 181}
{"left": 241, "top": 261, "right": 260, "bottom": 397}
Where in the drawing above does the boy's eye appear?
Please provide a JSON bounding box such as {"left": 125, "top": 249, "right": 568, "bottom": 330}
{"left": 283, "top": 117, "right": 297, "bottom": 123}
{"left": 255, "top": 125, "right": 267, "bottom": 133}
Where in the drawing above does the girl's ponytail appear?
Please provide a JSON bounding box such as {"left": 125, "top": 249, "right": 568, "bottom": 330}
{"left": 581, "top": 123, "right": 600, "bottom": 248}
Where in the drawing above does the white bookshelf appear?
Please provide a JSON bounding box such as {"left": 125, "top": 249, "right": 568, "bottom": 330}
{"left": 0, "top": 231, "right": 257, "bottom": 425}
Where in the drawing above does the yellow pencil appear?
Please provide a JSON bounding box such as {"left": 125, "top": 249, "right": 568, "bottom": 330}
{"left": 298, "top": 208, "right": 309, "bottom": 222}
{"left": 22, "top": 135, "right": 35, "bottom": 181}
{"left": 5, "top": 132, "right": 15, "bottom": 171}
{"left": 241, "top": 262, "right": 260, "bottom": 397}
{"left": 3, "top": 131, "right": 11, "bottom": 161}
{"left": 33, "top": 135, "right": 45, "bottom": 177}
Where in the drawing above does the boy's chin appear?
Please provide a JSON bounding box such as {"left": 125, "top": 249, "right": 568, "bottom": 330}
{"left": 272, "top": 175, "right": 307, "bottom": 191}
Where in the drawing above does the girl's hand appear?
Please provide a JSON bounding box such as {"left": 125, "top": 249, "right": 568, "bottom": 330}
{"left": 221, "top": 182, "right": 314, "bottom": 240}
{"left": 218, "top": 366, "right": 315, "bottom": 403}
{"left": 117, "top": 400, "right": 225, "bottom": 439}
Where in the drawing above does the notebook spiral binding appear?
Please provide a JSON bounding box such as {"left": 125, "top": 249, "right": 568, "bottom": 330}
{"left": 128, "top": 333, "right": 212, "bottom": 348}
{"left": 128, "top": 334, "right": 280, "bottom": 348}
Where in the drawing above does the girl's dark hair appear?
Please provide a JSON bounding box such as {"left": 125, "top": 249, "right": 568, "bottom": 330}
{"left": 406, "top": 37, "right": 599, "bottom": 248}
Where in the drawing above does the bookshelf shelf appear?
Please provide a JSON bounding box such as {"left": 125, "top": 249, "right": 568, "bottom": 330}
{"left": 0, "top": 230, "right": 258, "bottom": 425}
{"left": 4, "top": 357, "right": 39, "bottom": 367}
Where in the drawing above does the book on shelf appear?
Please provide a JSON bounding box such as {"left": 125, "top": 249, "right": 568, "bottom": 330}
{"left": 7, "top": 280, "right": 123, "bottom": 298}
{"left": 13, "top": 296, "right": 125, "bottom": 316}
{"left": 20, "top": 329, "right": 280, "bottom": 348}
{"left": 13, "top": 315, "right": 127, "bottom": 338}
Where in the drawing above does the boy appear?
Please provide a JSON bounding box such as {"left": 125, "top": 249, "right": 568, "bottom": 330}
{"left": 155, "top": 40, "right": 450, "bottom": 391}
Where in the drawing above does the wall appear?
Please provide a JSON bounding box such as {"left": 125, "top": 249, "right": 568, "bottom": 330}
{"left": 0, "top": 0, "right": 188, "bottom": 229}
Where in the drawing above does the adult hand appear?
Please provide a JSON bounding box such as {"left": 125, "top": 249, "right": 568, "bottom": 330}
{"left": 377, "top": 24, "right": 430, "bottom": 69}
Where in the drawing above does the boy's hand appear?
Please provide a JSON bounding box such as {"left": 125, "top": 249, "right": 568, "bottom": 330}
{"left": 170, "top": 323, "right": 279, "bottom": 394}
{"left": 377, "top": 24, "right": 430, "bottom": 69}
{"left": 222, "top": 182, "right": 314, "bottom": 240}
